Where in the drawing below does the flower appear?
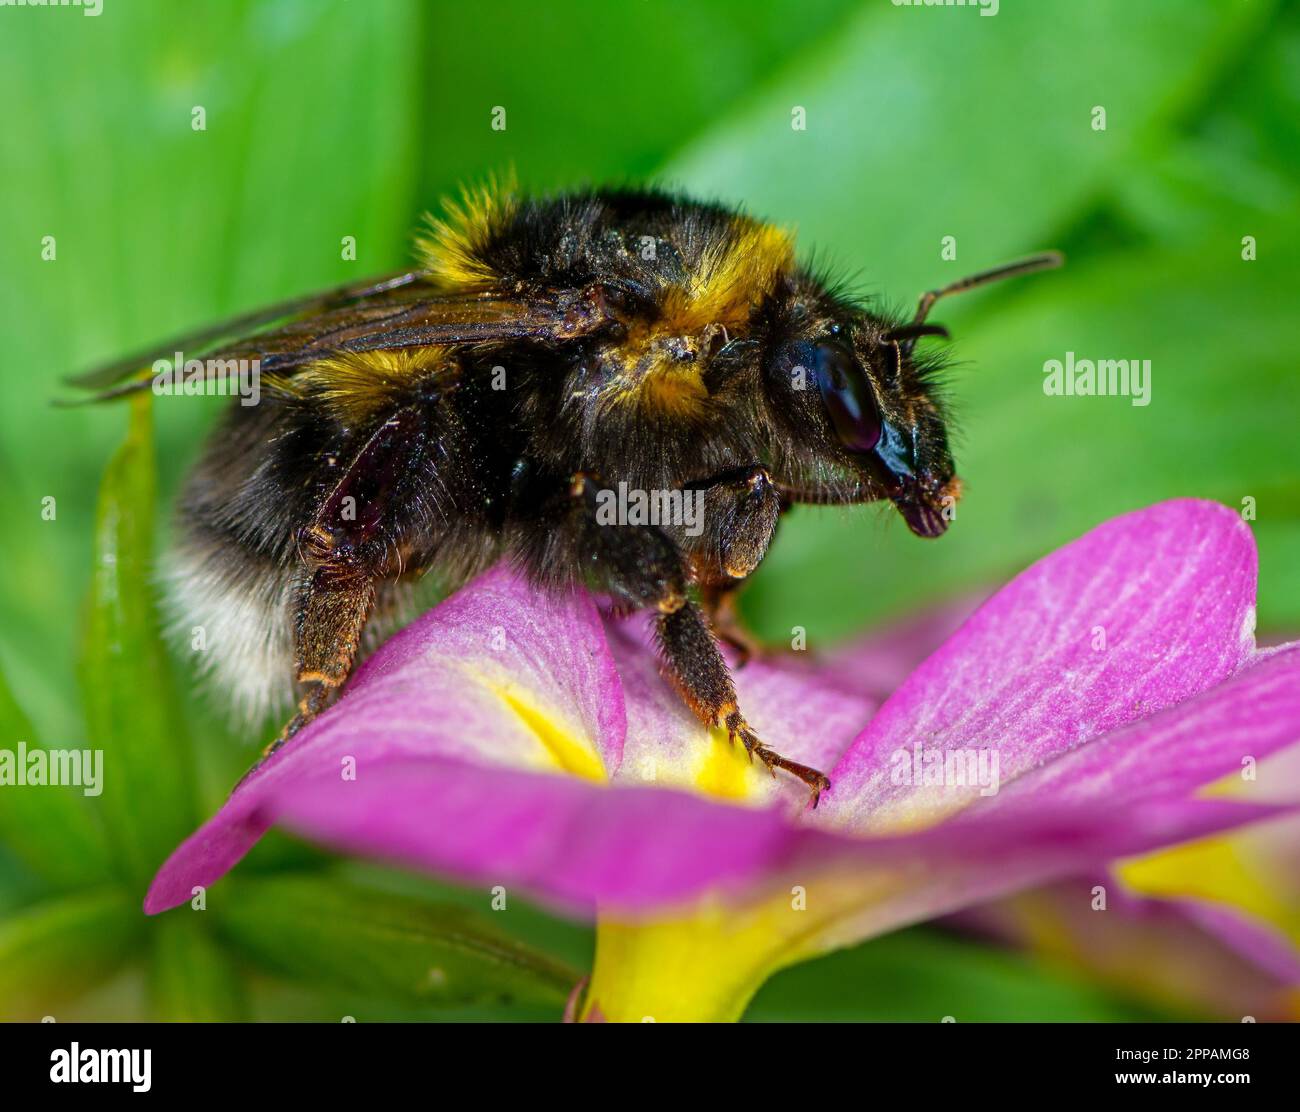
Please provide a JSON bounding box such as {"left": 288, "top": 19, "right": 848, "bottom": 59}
{"left": 958, "top": 867, "right": 1300, "bottom": 1021}
{"left": 960, "top": 742, "right": 1300, "bottom": 1021}
{"left": 146, "top": 499, "right": 1300, "bottom": 1020}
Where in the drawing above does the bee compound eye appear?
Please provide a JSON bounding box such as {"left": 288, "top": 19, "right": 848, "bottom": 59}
{"left": 811, "top": 341, "right": 882, "bottom": 453}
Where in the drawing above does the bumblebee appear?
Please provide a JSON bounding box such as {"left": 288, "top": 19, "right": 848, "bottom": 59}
{"left": 73, "top": 183, "right": 1059, "bottom": 804}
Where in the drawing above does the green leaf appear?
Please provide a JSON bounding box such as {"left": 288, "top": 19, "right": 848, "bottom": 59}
{"left": 0, "top": 661, "right": 112, "bottom": 888}
{"left": 665, "top": 0, "right": 1272, "bottom": 296}
{"left": 214, "top": 874, "right": 579, "bottom": 1010}
{"left": 1104, "top": 10, "right": 1300, "bottom": 249}
{"left": 80, "top": 395, "right": 196, "bottom": 888}
{"left": 417, "top": 0, "right": 860, "bottom": 192}
{"left": 0, "top": 887, "right": 142, "bottom": 1021}
{"left": 0, "top": 0, "right": 424, "bottom": 745}
{"left": 746, "top": 927, "right": 1174, "bottom": 1022}
{"left": 149, "top": 912, "right": 247, "bottom": 1021}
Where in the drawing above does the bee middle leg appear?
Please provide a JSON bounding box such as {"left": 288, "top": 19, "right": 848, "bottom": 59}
{"left": 697, "top": 580, "right": 759, "bottom": 667}
{"left": 570, "top": 472, "right": 828, "bottom": 805}
{"left": 655, "top": 599, "right": 830, "bottom": 807}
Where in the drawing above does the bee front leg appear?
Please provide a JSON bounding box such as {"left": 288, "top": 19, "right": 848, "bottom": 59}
{"left": 686, "top": 465, "right": 783, "bottom": 667}
{"left": 688, "top": 464, "right": 782, "bottom": 581}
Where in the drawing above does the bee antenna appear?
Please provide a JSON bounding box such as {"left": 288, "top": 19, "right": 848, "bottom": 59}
{"left": 883, "top": 322, "right": 950, "bottom": 345}
{"left": 911, "top": 251, "right": 1064, "bottom": 334}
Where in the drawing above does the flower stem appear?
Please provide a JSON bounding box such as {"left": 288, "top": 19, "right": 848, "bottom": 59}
{"left": 580, "top": 898, "right": 808, "bottom": 1023}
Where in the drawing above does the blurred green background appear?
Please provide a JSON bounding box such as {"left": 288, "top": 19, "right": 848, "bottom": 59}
{"left": 0, "top": 0, "right": 1296, "bottom": 1021}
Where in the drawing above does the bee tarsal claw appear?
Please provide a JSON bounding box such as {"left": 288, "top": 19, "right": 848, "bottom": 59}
{"left": 753, "top": 744, "right": 831, "bottom": 807}
{"left": 725, "top": 712, "right": 831, "bottom": 803}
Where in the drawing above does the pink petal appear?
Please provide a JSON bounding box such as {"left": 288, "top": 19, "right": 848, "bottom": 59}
{"left": 147, "top": 564, "right": 626, "bottom": 913}
{"left": 985, "top": 645, "right": 1300, "bottom": 812}
{"left": 148, "top": 633, "right": 1300, "bottom": 922}
{"left": 824, "top": 499, "right": 1257, "bottom": 828}
{"left": 817, "top": 594, "right": 984, "bottom": 703}
{"left": 1168, "top": 897, "right": 1300, "bottom": 985}
{"left": 264, "top": 762, "right": 1292, "bottom": 926}
{"left": 239, "top": 758, "right": 800, "bottom": 913}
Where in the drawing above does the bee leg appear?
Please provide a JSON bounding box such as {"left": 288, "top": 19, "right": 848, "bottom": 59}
{"left": 286, "top": 566, "right": 377, "bottom": 743}
{"left": 568, "top": 473, "right": 829, "bottom": 805}
{"left": 687, "top": 465, "right": 784, "bottom": 667}
{"left": 689, "top": 464, "right": 782, "bottom": 580}
{"left": 727, "top": 714, "right": 832, "bottom": 809}
{"left": 568, "top": 472, "right": 689, "bottom": 610}
{"left": 240, "top": 404, "right": 429, "bottom": 788}
{"left": 235, "top": 567, "right": 376, "bottom": 790}
{"left": 698, "top": 581, "right": 760, "bottom": 668}
{"left": 655, "top": 598, "right": 830, "bottom": 808}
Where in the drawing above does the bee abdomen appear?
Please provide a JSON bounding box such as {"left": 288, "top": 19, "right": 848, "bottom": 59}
{"left": 161, "top": 528, "right": 301, "bottom": 727}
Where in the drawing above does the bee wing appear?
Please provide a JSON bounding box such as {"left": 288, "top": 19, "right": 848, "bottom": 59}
{"left": 64, "top": 271, "right": 587, "bottom": 403}
{"left": 66, "top": 270, "right": 430, "bottom": 391}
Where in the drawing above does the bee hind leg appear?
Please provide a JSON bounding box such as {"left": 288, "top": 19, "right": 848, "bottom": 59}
{"left": 234, "top": 403, "right": 427, "bottom": 792}
{"left": 234, "top": 566, "right": 376, "bottom": 791}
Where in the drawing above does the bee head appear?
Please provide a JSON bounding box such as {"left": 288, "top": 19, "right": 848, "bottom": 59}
{"left": 751, "top": 252, "right": 1062, "bottom": 534}
{"left": 763, "top": 318, "right": 958, "bottom": 537}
